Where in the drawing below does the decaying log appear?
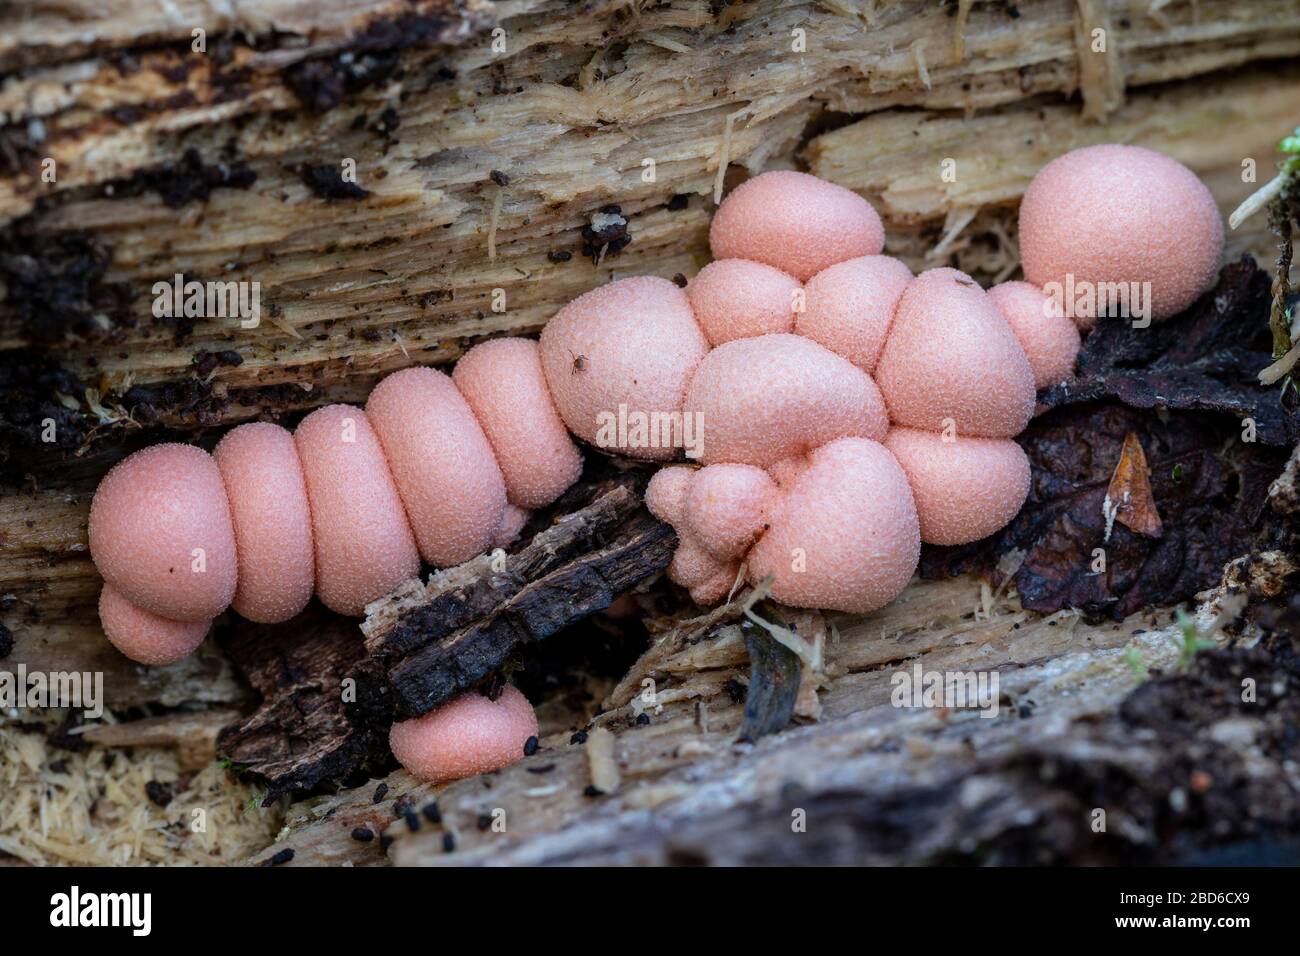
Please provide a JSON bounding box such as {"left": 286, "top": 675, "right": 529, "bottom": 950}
{"left": 3, "top": 0, "right": 1299, "bottom": 671}
{"left": 81, "top": 708, "right": 241, "bottom": 771}
{"left": 217, "top": 480, "right": 674, "bottom": 798}
{"left": 215, "top": 607, "right": 384, "bottom": 802}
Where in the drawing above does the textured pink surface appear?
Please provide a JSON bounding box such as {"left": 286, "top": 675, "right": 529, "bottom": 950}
{"left": 294, "top": 404, "right": 419, "bottom": 616}
{"left": 684, "top": 333, "right": 888, "bottom": 467}
{"left": 98, "top": 584, "right": 209, "bottom": 666}
{"left": 747, "top": 438, "right": 919, "bottom": 614}
{"left": 689, "top": 564, "right": 740, "bottom": 605}
{"left": 686, "top": 259, "right": 801, "bottom": 345}
{"left": 645, "top": 465, "right": 693, "bottom": 527}
{"left": 987, "top": 281, "right": 1080, "bottom": 389}
{"left": 710, "top": 171, "right": 885, "bottom": 281}
{"left": 213, "top": 423, "right": 315, "bottom": 624}
{"left": 453, "top": 338, "right": 583, "bottom": 509}
{"left": 88, "top": 443, "right": 237, "bottom": 622}
{"left": 388, "top": 685, "right": 539, "bottom": 783}
{"left": 797, "top": 255, "right": 913, "bottom": 372}
{"left": 493, "top": 503, "right": 531, "bottom": 549}
{"left": 539, "top": 276, "right": 709, "bottom": 459}
{"left": 884, "top": 427, "right": 1031, "bottom": 546}
{"left": 1019, "top": 144, "right": 1223, "bottom": 325}
{"left": 875, "top": 268, "right": 1035, "bottom": 438}
{"left": 667, "top": 534, "right": 731, "bottom": 589}
{"left": 368, "top": 367, "right": 507, "bottom": 568}
{"left": 683, "top": 463, "right": 776, "bottom": 559}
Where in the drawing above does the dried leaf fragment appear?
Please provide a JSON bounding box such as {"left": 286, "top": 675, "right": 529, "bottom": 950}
{"left": 1104, "top": 432, "right": 1163, "bottom": 540}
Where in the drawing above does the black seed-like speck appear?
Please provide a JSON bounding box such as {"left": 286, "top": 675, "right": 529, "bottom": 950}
{"left": 523, "top": 735, "right": 539, "bottom": 756}
{"left": 373, "top": 782, "right": 389, "bottom": 804}
{"left": 351, "top": 827, "right": 374, "bottom": 842}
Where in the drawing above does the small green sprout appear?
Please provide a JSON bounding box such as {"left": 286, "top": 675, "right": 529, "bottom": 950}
{"left": 1175, "top": 610, "right": 1216, "bottom": 669}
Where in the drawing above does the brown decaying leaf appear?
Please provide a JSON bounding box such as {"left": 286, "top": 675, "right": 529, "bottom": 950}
{"left": 1104, "top": 432, "right": 1164, "bottom": 540}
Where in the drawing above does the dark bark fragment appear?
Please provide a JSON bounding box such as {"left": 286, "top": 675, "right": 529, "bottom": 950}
{"left": 737, "top": 620, "right": 801, "bottom": 742}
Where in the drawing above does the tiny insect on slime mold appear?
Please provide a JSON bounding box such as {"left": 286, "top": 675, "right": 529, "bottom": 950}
{"left": 86, "top": 147, "right": 1224, "bottom": 782}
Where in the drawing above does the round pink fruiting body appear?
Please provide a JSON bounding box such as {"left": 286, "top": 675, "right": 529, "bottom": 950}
{"left": 367, "top": 367, "right": 507, "bottom": 568}
{"left": 684, "top": 333, "right": 889, "bottom": 467}
{"left": 539, "top": 276, "right": 709, "bottom": 459}
{"left": 646, "top": 466, "right": 694, "bottom": 530}
{"left": 1018, "top": 144, "right": 1224, "bottom": 325}
{"left": 874, "top": 268, "right": 1035, "bottom": 438}
{"left": 686, "top": 259, "right": 801, "bottom": 345}
{"left": 294, "top": 404, "right": 419, "bottom": 616}
{"left": 99, "top": 584, "right": 209, "bottom": 666}
{"left": 747, "top": 438, "right": 920, "bottom": 614}
{"left": 452, "top": 338, "right": 583, "bottom": 509}
{"left": 88, "top": 442, "right": 238, "bottom": 622}
{"left": 987, "top": 281, "right": 1081, "bottom": 390}
{"left": 710, "top": 170, "right": 885, "bottom": 281}
{"left": 883, "top": 427, "right": 1031, "bottom": 546}
{"left": 682, "top": 463, "right": 776, "bottom": 559}
{"left": 388, "top": 685, "right": 539, "bottom": 783}
{"left": 796, "top": 255, "right": 913, "bottom": 372}
{"left": 213, "top": 422, "right": 316, "bottom": 624}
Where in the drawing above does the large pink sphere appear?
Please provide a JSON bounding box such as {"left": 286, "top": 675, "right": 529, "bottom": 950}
{"left": 1019, "top": 144, "right": 1223, "bottom": 325}
{"left": 88, "top": 443, "right": 237, "bottom": 622}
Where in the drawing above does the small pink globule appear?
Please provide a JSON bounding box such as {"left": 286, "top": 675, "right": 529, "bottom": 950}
{"left": 686, "top": 259, "right": 801, "bottom": 346}
{"left": 388, "top": 685, "right": 539, "bottom": 783}
{"left": 98, "top": 584, "right": 210, "bottom": 666}
{"left": 796, "top": 255, "right": 913, "bottom": 372}
{"left": 987, "top": 281, "right": 1080, "bottom": 390}
{"left": 710, "top": 170, "right": 885, "bottom": 281}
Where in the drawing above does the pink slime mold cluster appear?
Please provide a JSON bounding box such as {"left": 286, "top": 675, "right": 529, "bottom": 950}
{"left": 86, "top": 144, "right": 1224, "bottom": 783}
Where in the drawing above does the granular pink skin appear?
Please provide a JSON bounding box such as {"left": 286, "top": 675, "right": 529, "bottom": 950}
{"left": 213, "top": 422, "right": 315, "bottom": 624}
{"left": 98, "top": 584, "right": 209, "bottom": 666}
{"left": 367, "top": 367, "right": 507, "bottom": 568}
{"left": 88, "top": 443, "right": 237, "bottom": 622}
{"left": 710, "top": 171, "right": 885, "bottom": 281}
{"left": 686, "top": 259, "right": 801, "bottom": 345}
{"left": 539, "top": 276, "right": 709, "bottom": 459}
{"left": 690, "top": 564, "right": 740, "bottom": 605}
{"left": 875, "top": 268, "right": 1035, "bottom": 438}
{"left": 684, "top": 333, "right": 889, "bottom": 467}
{"left": 1019, "top": 144, "right": 1224, "bottom": 325}
{"left": 884, "top": 427, "right": 1031, "bottom": 546}
{"left": 388, "top": 685, "right": 539, "bottom": 784}
{"left": 796, "top": 255, "right": 913, "bottom": 372}
{"left": 493, "top": 503, "right": 531, "bottom": 549}
{"left": 645, "top": 466, "right": 694, "bottom": 528}
{"left": 453, "top": 338, "right": 583, "bottom": 509}
{"left": 683, "top": 463, "right": 776, "bottom": 559}
{"left": 668, "top": 534, "right": 731, "bottom": 589}
{"left": 294, "top": 404, "right": 419, "bottom": 616}
{"left": 987, "top": 281, "right": 1081, "bottom": 390}
{"left": 747, "top": 438, "right": 920, "bottom": 614}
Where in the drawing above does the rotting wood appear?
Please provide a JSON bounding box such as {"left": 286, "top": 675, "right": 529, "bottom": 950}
{"left": 81, "top": 708, "right": 241, "bottom": 772}
{"left": 217, "top": 480, "right": 675, "bottom": 798}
